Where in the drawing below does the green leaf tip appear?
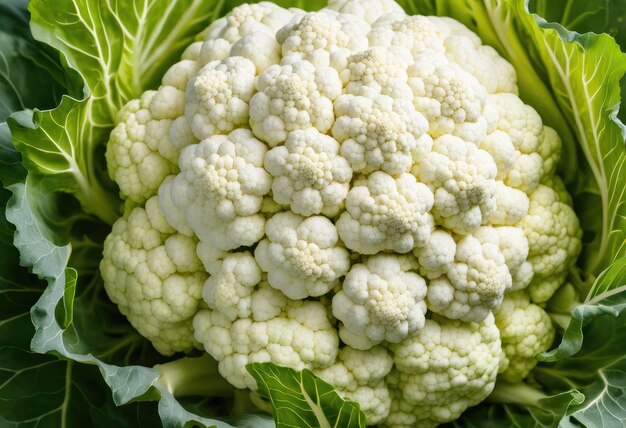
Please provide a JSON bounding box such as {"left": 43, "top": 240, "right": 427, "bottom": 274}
{"left": 247, "top": 362, "right": 367, "bottom": 428}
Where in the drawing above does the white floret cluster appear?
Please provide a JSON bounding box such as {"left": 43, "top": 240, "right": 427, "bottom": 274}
{"left": 101, "top": 1, "right": 582, "bottom": 426}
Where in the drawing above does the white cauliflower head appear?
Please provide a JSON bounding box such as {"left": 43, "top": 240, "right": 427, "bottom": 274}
{"left": 100, "top": 3, "right": 585, "bottom": 424}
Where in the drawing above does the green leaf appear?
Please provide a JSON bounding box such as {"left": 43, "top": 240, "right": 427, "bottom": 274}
{"left": 528, "top": 0, "right": 626, "bottom": 54}
{"left": 9, "top": 0, "right": 226, "bottom": 224}
{"left": 0, "top": 0, "right": 72, "bottom": 122}
{"left": 247, "top": 363, "right": 366, "bottom": 428}
{"left": 8, "top": 97, "right": 122, "bottom": 224}
{"left": 0, "top": 161, "right": 161, "bottom": 427}
{"left": 541, "top": 257, "right": 626, "bottom": 361}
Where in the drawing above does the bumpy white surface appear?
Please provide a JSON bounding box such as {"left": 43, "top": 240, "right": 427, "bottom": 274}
{"left": 102, "top": 1, "right": 584, "bottom": 424}
{"left": 265, "top": 128, "right": 352, "bottom": 216}
{"left": 385, "top": 314, "right": 501, "bottom": 428}
{"left": 333, "top": 254, "right": 428, "bottom": 349}
{"left": 255, "top": 211, "right": 350, "bottom": 299}
{"left": 101, "top": 197, "right": 205, "bottom": 355}
{"left": 337, "top": 172, "right": 435, "bottom": 254}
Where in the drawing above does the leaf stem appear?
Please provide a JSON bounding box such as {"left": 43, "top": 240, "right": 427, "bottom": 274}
{"left": 489, "top": 381, "right": 548, "bottom": 407}
{"left": 154, "top": 355, "right": 234, "bottom": 398}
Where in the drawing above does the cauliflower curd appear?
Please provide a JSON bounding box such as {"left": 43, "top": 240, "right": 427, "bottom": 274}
{"left": 101, "top": 0, "right": 582, "bottom": 426}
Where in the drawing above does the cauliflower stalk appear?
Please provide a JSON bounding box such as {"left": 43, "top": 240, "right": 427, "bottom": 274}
{"left": 100, "top": 0, "right": 583, "bottom": 426}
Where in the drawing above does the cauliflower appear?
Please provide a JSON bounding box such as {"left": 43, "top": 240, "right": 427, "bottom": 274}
{"left": 99, "top": 1, "right": 584, "bottom": 425}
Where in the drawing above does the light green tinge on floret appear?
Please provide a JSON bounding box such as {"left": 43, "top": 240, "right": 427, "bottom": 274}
{"left": 100, "top": 196, "right": 206, "bottom": 355}
{"left": 384, "top": 314, "right": 501, "bottom": 428}
{"left": 519, "top": 184, "right": 582, "bottom": 303}
{"left": 494, "top": 291, "right": 555, "bottom": 383}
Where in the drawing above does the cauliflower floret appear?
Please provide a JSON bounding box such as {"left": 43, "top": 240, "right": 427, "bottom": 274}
{"left": 250, "top": 59, "right": 343, "bottom": 146}
{"left": 194, "top": 283, "right": 339, "bottom": 389}
{"left": 493, "top": 226, "right": 534, "bottom": 291}
{"left": 202, "top": 252, "right": 261, "bottom": 321}
{"left": 443, "top": 34, "right": 518, "bottom": 94}
{"left": 333, "top": 254, "right": 428, "bottom": 349}
{"left": 326, "top": 0, "right": 405, "bottom": 25}
{"left": 537, "top": 126, "right": 562, "bottom": 180}
{"left": 368, "top": 14, "right": 446, "bottom": 55}
{"left": 106, "top": 87, "right": 188, "bottom": 203}
{"left": 495, "top": 291, "right": 555, "bottom": 382}
{"left": 427, "top": 227, "right": 512, "bottom": 322}
{"left": 316, "top": 346, "right": 394, "bottom": 425}
{"left": 332, "top": 93, "right": 429, "bottom": 175}
{"left": 264, "top": 128, "right": 352, "bottom": 216}
{"left": 276, "top": 10, "right": 369, "bottom": 70}
{"left": 413, "top": 135, "right": 497, "bottom": 234}
{"left": 337, "top": 172, "right": 435, "bottom": 254}
{"left": 344, "top": 47, "right": 414, "bottom": 99}
{"left": 185, "top": 57, "right": 257, "bottom": 141}
{"left": 385, "top": 314, "right": 501, "bottom": 428}
{"left": 490, "top": 182, "right": 530, "bottom": 226}
{"left": 408, "top": 51, "right": 487, "bottom": 139}
{"left": 413, "top": 229, "right": 456, "bottom": 279}
{"left": 165, "top": 129, "right": 272, "bottom": 250}
{"left": 100, "top": 197, "right": 205, "bottom": 355}
{"left": 198, "top": 2, "right": 294, "bottom": 64}
{"left": 255, "top": 212, "right": 351, "bottom": 299}
{"left": 488, "top": 93, "right": 546, "bottom": 193}
{"left": 519, "top": 184, "right": 582, "bottom": 303}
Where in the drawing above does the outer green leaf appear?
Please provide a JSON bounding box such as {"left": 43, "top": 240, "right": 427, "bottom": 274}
{"left": 247, "top": 363, "right": 366, "bottom": 428}
{"left": 0, "top": 0, "right": 71, "bottom": 121}
{"left": 528, "top": 0, "right": 626, "bottom": 53}
{"left": 8, "top": 97, "right": 122, "bottom": 224}
{"left": 0, "top": 158, "right": 161, "bottom": 428}
{"left": 29, "top": 0, "right": 223, "bottom": 122}
{"left": 541, "top": 257, "right": 626, "bottom": 361}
